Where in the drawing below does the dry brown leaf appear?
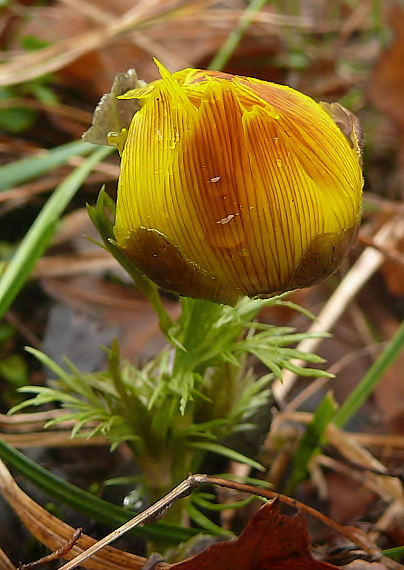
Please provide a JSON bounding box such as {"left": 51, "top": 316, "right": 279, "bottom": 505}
{"left": 0, "top": 547, "right": 15, "bottom": 570}
{"left": 0, "top": 410, "right": 72, "bottom": 433}
{"left": 0, "top": 457, "right": 147, "bottom": 570}
{"left": 272, "top": 216, "right": 404, "bottom": 406}
{"left": 368, "top": 1, "right": 404, "bottom": 189}
{"left": 275, "top": 412, "right": 404, "bottom": 502}
{"left": 0, "top": 431, "right": 106, "bottom": 448}
{"left": 270, "top": 412, "right": 404, "bottom": 549}
{"left": 168, "top": 499, "right": 339, "bottom": 570}
{"left": 379, "top": 229, "right": 404, "bottom": 296}
{"left": 322, "top": 468, "right": 378, "bottom": 525}
{"left": 0, "top": 0, "right": 215, "bottom": 89}
{"left": 326, "top": 423, "right": 404, "bottom": 502}
{"left": 368, "top": 3, "right": 404, "bottom": 133}
{"left": 387, "top": 501, "right": 404, "bottom": 545}
{"left": 33, "top": 251, "right": 119, "bottom": 279}
{"left": 41, "top": 276, "right": 180, "bottom": 360}
{"left": 352, "top": 432, "right": 404, "bottom": 450}
{"left": 343, "top": 562, "right": 388, "bottom": 570}
{"left": 373, "top": 336, "right": 404, "bottom": 426}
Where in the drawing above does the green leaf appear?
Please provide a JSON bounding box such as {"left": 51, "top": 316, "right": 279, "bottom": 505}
{"left": 88, "top": 187, "right": 174, "bottom": 338}
{"left": 0, "top": 354, "right": 27, "bottom": 387}
{"left": 0, "top": 438, "right": 197, "bottom": 543}
{"left": 193, "top": 492, "right": 254, "bottom": 512}
{"left": 382, "top": 545, "right": 404, "bottom": 559}
{"left": 216, "top": 473, "right": 272, "bottom": 488}
{"left": 333, "top": 318, "right": 404, "bottom": 428}
{"left": 187, "top": 441, "right": 264, "bottom": 471}
{"left": 286, "top": 392, "right": 337, "bottom": 493}
{"left": 0, "top": 145, "right": 113, "bottom": 319}
{"left": 0, "top": 140, "right": 95, "bottom": 192}
{"left": 25, "top": 347, "right": 77, "bottom": 385}
{"left": 0, "top": 105, "right": 36, "bottom": 133}
{"left": 186, "top": 501, "right": 232, "bottom": 535}
{"left": 208, "top": 0, "right": 269, "bottom": 71}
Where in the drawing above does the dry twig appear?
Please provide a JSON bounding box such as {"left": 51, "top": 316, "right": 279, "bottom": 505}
{"left": 55, "top": 473, "right": 399, "bottom": 570}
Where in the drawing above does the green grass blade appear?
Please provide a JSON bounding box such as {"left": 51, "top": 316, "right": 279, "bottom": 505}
{"left": 208, "top": 0, "right": 268, "bottom": 71}
{"left": 0, "top": 140, "right": 95, "bottom": 192}
{"left": 186, "top": 501, "right": 232, "bottom": 535}
{"left": 0, "top": 145, "right": 113, "bottom": 319}
{"left": 188, "top": 441, "right": 264, "bottom": 471}
{"left": 0, "top": 438, "right": 197, "bottom": 543}
{"left": 382, "top": 546, "right": 404, "bottom": 559}
{"left": 333, "top": 319, "right": 404, "bottom": 428}
{"left": 286, "top": 392, "right": 337, "bottom": 494}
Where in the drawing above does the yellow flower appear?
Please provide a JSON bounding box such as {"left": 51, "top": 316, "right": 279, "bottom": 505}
{"left": 112, "top": 61, "right": 363, "bottom": 305}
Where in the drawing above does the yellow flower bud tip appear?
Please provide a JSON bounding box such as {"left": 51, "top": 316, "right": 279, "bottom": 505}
{"left": 113, "top": 61, "right": 363, "bottom": 305}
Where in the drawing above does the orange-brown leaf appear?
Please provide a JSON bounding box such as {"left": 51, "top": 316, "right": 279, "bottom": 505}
{"left": 169, "top": 499, "right": 339, "bottom": 570}
{"left": 368, "top": 3, "right": 404, "bottom": 131}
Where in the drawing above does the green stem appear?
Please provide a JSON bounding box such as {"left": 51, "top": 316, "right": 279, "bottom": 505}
{"left": 139, "top": 449, "right": 194, "bottom": 528}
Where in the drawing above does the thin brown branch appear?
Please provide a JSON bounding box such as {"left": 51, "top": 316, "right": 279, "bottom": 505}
{"left": 19, "top": 528, "right": 82, "bottom": 570}
{"left": 57, "top": 472, "right": 391, "bottom": 570}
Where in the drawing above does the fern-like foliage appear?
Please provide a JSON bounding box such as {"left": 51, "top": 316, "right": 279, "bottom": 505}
{"left": 10, "top": 295, "right": 332, "bottom": 515}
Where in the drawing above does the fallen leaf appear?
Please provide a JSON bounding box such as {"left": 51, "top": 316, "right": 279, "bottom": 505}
{"left": 169, "top": 499, "right": 338, "bottom": 570}
{"left": 342, "top": 562, "right": 388, "bottom": 570}
{"left": 379, "top": 228, "right": 404, "bottom": 296}
{"left": 0, "top": 547, "right": 14, "bottom": 570}
{"left": 368, "top": 3, "right": 404, "bottom": 133}
{"left": 4, "top": 1, "right": 227, "bottom": 97}
{"left": 368, "top": 2, "right": 404, "bottom": 181}
{"left": 42, "top": 276, "right": 180, "bottom": 362}
{"left": 0, "top": 457, "right": 146, "bottom": 570}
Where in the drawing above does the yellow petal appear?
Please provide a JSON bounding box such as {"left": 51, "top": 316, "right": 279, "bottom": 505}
{"left": 113, "top": 62, "right": 363, "bottom": 304}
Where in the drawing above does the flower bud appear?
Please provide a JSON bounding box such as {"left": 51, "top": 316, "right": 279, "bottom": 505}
{"left": 112, "top": 61, "right": 363, "bottom": 305}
